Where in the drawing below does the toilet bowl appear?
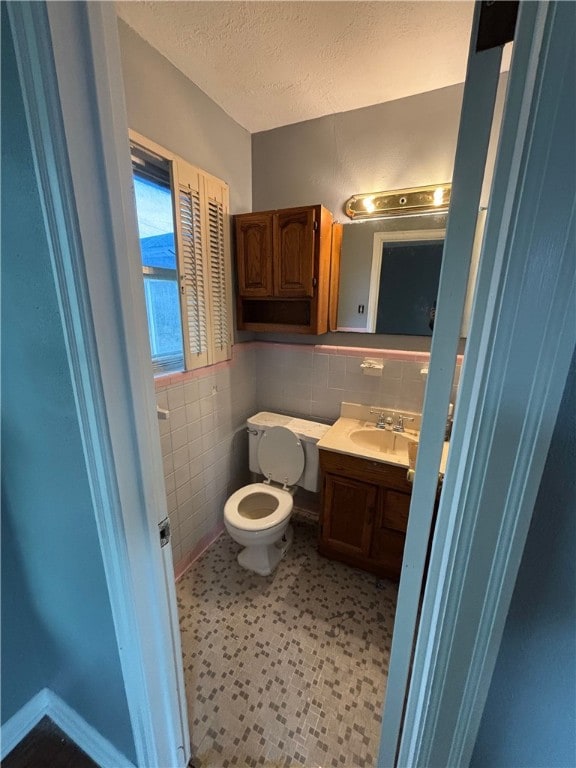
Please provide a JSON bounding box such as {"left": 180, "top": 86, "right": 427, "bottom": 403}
{"left": 223, "top": 414, "right": 329, "bottom": 576}
{"left": 224, "top": 483, "right": 294, "bottom": 575}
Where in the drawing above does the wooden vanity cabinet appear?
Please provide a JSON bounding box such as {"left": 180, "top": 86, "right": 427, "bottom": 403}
{"left": 234, "top": 205, "right": 341, "bottom": 334}
{"left": 318, "top": 449, "right": 414, "bottom": 580}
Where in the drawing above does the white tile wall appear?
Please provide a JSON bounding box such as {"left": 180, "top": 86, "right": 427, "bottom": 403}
{"left": 156, "top": 341, "right": 461, "bottom": 570}
{"left": 155, "top": 344, "right": 256, "bottom": 566}
{"left": 256, "top": 344, "right": 461, "bottom": 422}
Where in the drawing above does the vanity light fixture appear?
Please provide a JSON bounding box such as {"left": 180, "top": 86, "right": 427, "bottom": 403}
{"left": 345, "top": 183, "right": 452, "bottom": 220}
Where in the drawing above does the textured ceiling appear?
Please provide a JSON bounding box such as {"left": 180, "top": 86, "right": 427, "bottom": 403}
{"left": 116, "top": 1, "right": 489, "bottom": 133}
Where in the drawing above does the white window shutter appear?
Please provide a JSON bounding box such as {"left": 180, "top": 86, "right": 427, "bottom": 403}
{"left": 205, "top": 178, "right": 232, "bottom": 364}
{"left": 131, "top": 132, "right": 232, "bottom": 375}
{"left": 173, "top": 163, "right": 210, "bottom": 370}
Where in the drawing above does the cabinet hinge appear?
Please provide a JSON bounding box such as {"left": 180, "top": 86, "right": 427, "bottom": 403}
{"left": 313, "top": 220, "right": 319, "bottom": 231}
{"left": 159, "top": 517, "right": 171, "bottom": 547}
{"left": 312, "top": 277, "right": 318, "bottom": 287}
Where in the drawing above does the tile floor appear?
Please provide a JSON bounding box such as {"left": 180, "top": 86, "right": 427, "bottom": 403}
{"left": 177, "top": 510, "right": 398, "bottom": 768}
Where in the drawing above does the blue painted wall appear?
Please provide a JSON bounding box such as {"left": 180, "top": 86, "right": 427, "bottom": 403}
{"left": 471, "top": 350, "right": 576, "bottom": 767}
{"left": 1, "top": 10, "right": 136, "bottom": 762}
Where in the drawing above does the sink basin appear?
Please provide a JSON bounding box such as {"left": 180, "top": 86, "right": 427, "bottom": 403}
{"left": 316, "top": 410, "right": 422, "bottom": 470}
{"left": 348, "top": 427, "right": 418, "bottom": 454}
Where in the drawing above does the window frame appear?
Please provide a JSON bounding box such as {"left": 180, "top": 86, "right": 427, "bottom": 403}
{"left": 130, "top": 130, "right": 234, "bottom": 377}
{"left": 132, "top": 153, "right": 183, "bottom": 374}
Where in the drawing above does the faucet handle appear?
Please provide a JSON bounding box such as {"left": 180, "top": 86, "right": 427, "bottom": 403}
{"left": 370, "top": 407, "right": 392, "bottom": 429}
{"left": 396, "top": 414, "right": 415, "bottom": 431}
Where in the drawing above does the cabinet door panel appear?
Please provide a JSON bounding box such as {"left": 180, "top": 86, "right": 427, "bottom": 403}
{"left": 369, "top": 525, "right": 406, "bottom": 575}
{"left": 370, "top": 489, "right": 409, "bottom": 576}
{"left": 235, "top": 214, "right": 273, "bottom": 296}
{"left": 322, "top": 474, "right": 376, "bottom": 558}
{"left": 382, "top": 489, "right": 411, "bottom": 533}
{"left": 273, "top": 208, "right": 315, "bottom": 297}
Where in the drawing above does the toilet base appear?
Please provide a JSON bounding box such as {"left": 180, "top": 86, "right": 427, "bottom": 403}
{"left": 237, "top": 525, "right": 293, "bottom": 576}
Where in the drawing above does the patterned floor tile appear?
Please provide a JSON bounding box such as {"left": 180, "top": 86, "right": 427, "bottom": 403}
{"left": 177, "top": 510, "right": 398, "bottom": 767}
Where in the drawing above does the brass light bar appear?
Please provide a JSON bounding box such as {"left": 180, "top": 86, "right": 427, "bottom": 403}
{"left": 345, "top": 183, "right": 452, "bottom": 220}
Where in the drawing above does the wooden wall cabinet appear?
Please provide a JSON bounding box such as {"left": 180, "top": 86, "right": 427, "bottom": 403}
{"left": 318, "top": 449, "right": 415, "bottom": 580}
{"left": 234, "top": 205, "right": 342, "bottom": 334}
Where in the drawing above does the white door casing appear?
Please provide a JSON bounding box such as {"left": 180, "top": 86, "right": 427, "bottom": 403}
{"left": 398, "top": 2, "right": 575, "bottom": 764}
{"left": 378, "top": 3, "right": 504, "bottom": 762}
{"left": 384, "top": 1, "right": 576, "bottom": 765}
{"left": 7, "top": 2, "right": 190, "bottom": 766}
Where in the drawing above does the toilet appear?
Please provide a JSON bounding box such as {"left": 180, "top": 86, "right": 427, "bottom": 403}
{"left": 224, "top": 412, "right": 329, "bottom": 576}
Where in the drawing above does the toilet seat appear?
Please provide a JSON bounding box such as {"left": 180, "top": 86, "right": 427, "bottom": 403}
{"left": 224, "top": 482, "right": 293, "bottom": 532}
{"left": 258, "top": 426, "right": 305, "bottom": 488}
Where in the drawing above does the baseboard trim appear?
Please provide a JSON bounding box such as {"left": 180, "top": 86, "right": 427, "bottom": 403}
{"left": 174, "top": 522, "right": 224, "bottom": 581}
{"left": 45, "top": 690, "right": 135, "bottom": 768}
{"left": 0, "top": 688, "right": 50, "bottom": 759}
{"left": 0, "top": 689, "right": 135, "bottom": 767}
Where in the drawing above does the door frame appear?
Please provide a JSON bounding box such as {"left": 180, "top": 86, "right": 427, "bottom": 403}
{"left": 7, "top": 3, "right": 189, "bottom": 766}
{"left": 399, "top": 2, "right": 575, "bottom": 764}
{"left": 383, "top": 1, "right": 575, "bottom": 765}
{"left": 366, "top": 229, "right": 445, "bottom": 334}
{"left": 379, "top": 2, "right": 505, "bottom": 761}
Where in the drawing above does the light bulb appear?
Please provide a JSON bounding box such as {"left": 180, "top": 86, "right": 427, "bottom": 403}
{"left": 363, "top": 196, "right": 375, "bottom": 213}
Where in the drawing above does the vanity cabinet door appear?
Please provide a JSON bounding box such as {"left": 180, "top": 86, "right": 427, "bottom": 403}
{"left": 273, "top": 208, "right": 315, "bottom": 297}
{"left": 319, "top": 448, "right": 414, "bottom": 580}
{"left": 369, "top": 489, "right": 411, "bottom": 574}
{"left": 235, "top": 213, "right": 274, "bottom": 296}
{"left": 320, "top": 474, "right": 376, "bottom": 559}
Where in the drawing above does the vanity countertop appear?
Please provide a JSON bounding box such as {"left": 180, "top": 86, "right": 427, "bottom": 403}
{"left": 317, "top": 416, "right": 450, "bottom": 476}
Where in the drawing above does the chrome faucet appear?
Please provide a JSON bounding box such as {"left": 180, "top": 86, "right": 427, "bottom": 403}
{"left": 370, "top": 407, "right": 393, "bottom": 430}
{"left": 393, "top": 414, "right": 415, "bottom": 433}
{"left": 376, "top": 413, "right": 388, "bottom": 430}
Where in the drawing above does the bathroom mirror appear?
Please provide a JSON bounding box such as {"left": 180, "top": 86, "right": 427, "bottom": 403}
{"left": 336, "top": 210, "right": 486, "bottom": 337}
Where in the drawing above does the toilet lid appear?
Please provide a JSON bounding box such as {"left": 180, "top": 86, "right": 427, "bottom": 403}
{"left": 258, "top": 426, "right": 305, "bottom": 487}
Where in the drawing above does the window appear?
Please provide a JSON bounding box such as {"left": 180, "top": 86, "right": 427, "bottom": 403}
{"left": 131, "top": 133, "right": 232, "bottom": 375}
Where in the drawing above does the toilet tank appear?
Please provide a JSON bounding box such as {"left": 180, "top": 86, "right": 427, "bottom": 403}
{"left": 246, "top": 412, "right": 330, "bottom": 492}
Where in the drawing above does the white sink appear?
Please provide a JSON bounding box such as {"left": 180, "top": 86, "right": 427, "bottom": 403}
{"left": 317, "top": 414, "right": 420, "bottom": 468}
{"left": 348, "top": 427, "right": 418, "bottom": 453}
{"left": 316, "top": 405, "right": 451, "bottom": 475}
